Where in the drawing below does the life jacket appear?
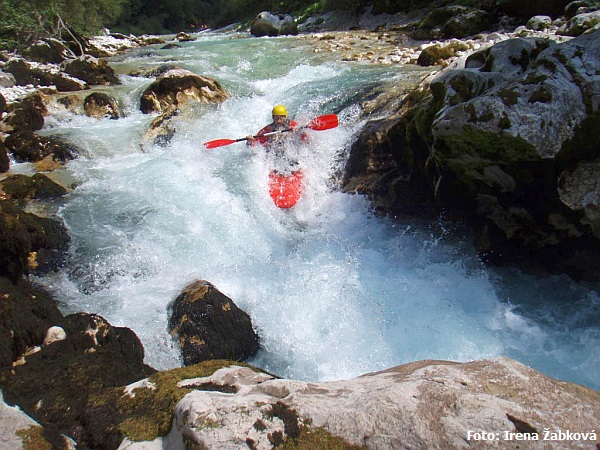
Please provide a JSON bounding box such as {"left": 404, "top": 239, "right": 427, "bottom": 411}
{"left": 253, "top": 119, "right": 298, "bottom": 146}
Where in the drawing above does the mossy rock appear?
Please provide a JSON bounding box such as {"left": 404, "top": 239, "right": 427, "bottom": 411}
{"left": 417, "top": 42, "right": 469, "bottom": 67}
{"left": 86, "top": 360, "right": 253, "bottom": 447}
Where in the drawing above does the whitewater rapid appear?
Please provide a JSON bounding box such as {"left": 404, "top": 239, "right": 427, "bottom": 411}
{"left": 28, "top": 31, "right": 599, "bottom": 391}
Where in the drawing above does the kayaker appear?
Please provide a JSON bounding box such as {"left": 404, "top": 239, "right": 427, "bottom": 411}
{"left": 246, "top": 104, "right": 308, "bottom": 173}
{"left": 246, "top": 105, "right": 309, "bottom": 148}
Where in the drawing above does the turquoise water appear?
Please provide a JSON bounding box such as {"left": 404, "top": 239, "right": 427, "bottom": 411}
{"left": 35, "top": 32, "right": 599, "bottom": 390}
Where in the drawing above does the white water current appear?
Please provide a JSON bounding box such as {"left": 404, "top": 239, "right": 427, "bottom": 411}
{"left": 27, "top": 32, "right": 599, "bottom": 390}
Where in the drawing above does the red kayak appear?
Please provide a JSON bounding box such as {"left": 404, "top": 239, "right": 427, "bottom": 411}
{"left": 268, "top": 170, "right": 304, "bottom": 209}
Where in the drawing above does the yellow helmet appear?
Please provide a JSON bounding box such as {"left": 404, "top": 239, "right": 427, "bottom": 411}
{"left": 272, "top": 104, "right": 287, "bottom": 117}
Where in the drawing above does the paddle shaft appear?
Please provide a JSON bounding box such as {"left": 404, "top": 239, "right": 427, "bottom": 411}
{"left": 204, "top": 114, "right": 338, "bottom": 149}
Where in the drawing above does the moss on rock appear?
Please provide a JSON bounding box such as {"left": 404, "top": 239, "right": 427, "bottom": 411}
{"left": 91, "top": 360, "right": 254, "bottom": 443}
{"left": 16, "top": 426, "right": 53, "bottom": 450}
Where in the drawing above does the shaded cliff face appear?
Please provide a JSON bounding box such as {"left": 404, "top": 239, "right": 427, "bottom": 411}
{"left": 344, "top": 28, "right": 600, "bottom": 282}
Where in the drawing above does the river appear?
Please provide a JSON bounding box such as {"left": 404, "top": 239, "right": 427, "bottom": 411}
{"left": 26, "top": 31, "right": 599, "bottom": 390}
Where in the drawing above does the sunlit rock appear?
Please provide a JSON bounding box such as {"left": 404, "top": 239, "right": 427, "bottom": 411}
{"left": 22, "top": 38, "right": 77, "bottom": 64}
{"left": 83, "top": 92, "right": 120, "bottom": 119}
{"left": 139, "top": 68, "right": 228, "bottom": 114}
{"left": 118, "top": 358, "right": 600, "bottom": 449}
{"left": 0, "top": 93, "right": 46, "bottom": 133}
{"left": 43, "top": 326, "right": 67, "bottom": 346}
{"left": 61, "top": 55, "right": 120, "bottom": 86}
{"left": 168, "top": 280, "right": 260, "bottom": 365}
{"left": 251, "top": 11, "right": 298, "bottom": 37}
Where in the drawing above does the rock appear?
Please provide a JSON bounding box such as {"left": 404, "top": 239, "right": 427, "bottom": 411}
{"left": 43, "top": 326, "right": 67, "bottom": 346}
{"left": 1, "top": 312, "right": 156, "bottom": 447}
{"left": 0, "top": 173, "right": 68, "bottom": 200}
{"left": 0, "top": 200, "right": 70, "bottom": 281}
{"left": 61, "top": 55, "right": 120, "bottom": 86}
{"left": 565, "top": 1, "right": 598, "bottom": 19}
{"left": 251, "top": 11, "right": 298, "bottom": 37}
{"left": 344, "top": 29, "right": 600, "bottom": 281}
{"left": 0, "top": 91, "right": 6, "bottom": 111}
{"left": 0, "top": 389, "right": 68, "bottom": 450}
{"left": 174, "top": 32, "right": 195, "bottom": 42}
{"left": 560, "top": 9, "right": 600, "bottom": 35}
{"left": 118, "top": 357, "right": 600, "bottom": 449}
{"left": 558, "top": 158, "right": 600, "bottom": 238}
{"left": 3, "top": 58, "right": 44, "bottom": 86}
{"left": 161, "top": 43, "right": 182, "bottom": 50}
{"left": 0, "top": 93, "right": 46, "bottom": 133}
{"left": 0, "top": 139, "right": 9, "bottom": 173}
{"left": 140, "top": 108, "right": 178, "bottom": 148}
{"left": 4, "top": 130, "right": 78, "bottom": 164}
{"left": 0, "top": 71, "right": 15, "bottom": 88}
{"left": 0, "top": 277, "right": 64, "bottom": 370}
{"left": 417, "top": 41, "right": 469, "bottom": 66}
{"left": 83, "top": 92, "right": 120, "bottom": 119}
{"left": 168, "top": 280, "right": 260, "bottom": 365}
{"left": 139, "top": 68, "right": 229, "bottom": 114}
{"left": 526, "top": 15, "right": 553, "bottom": 31}
{"left": 411, "top": 6, "right": 496, "bottom": 40}
{"left": 22, "top": 38, "right": 77, "bottom": 64}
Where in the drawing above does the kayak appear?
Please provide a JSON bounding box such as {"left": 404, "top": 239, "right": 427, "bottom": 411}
{"left": 268, "top": 170, "right": 304, "bottom": 209}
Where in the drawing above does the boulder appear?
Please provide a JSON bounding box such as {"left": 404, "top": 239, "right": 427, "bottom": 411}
{"left": 417, "top": 41, "right": 469, "bottom": 66}
{"left": 22, "top": 38, "right": 77, "bottom": 64}
{"left": 1, "top": 312, "right": 156, "bottom": 447}
{"left": 0, "top": 70, "right": 16, "bottom": 88}
{"left": 140, "top": 108, "right": 178, "bottom": 148}
{"left": 0, "top": 93, "right": 46, "bottom": 133}
{"left": 3, "top": 58, "right": 45, "bottom": 86}
{"left": 411, "top": 6, "right": 496, "bottom": 40}
{"left": 0, "top": 199, "right": 70, "bottom": 282}
{"left": 344, "top": 29, "right": 600, "bottom": 281}
{"left": 4, "top": 130, "right": 78, "bottom": 164}
{"left": 62, "top": 55, "right": 120, "bottom": 86}
{"left": 0, "top": 277, "right": 64, "bottom": 371}
{"left": 174, "top": 32, "right": 195, "bottom": 42}
{"left": 116, "top": 358, "right": 600, "bottom": 449}
{"left": 139, "top": 68, "right": 229, "bottom": 114}
{"left": 168, "top": 280, "right": 260, "bottom": 365}
{"left": 0, "top": 173, "right": 68, "bottom": 201}
{"left": 559, "top": 9, "right": 600, "bottom": 35}
{"left": 0, "top": 389, "right": 63, "bottom": 450}
{"left": 526, "top": 15, "right": 553, "bottom": 31}
{"left": 251, "top": 11, "right": 298, "bottom": 37}
{"left": 83, "top": 92, "right": 120, "bottom": 119}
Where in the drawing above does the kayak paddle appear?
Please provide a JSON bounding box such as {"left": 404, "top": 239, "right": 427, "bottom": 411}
{"left": 203, "top": 113, "right": 339, "bottom": 149}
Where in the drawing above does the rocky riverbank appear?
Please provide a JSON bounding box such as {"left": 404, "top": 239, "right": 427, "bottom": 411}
{"left": 1, "top": 2, "right": 600, "bottom": 449}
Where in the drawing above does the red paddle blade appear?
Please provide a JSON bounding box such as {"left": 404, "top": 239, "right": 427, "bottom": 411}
{"left": 306, "top": 114, "right": 338, "bottom": 131}
{"left": 204, "top": 138, "right": 237, "bottom": 149}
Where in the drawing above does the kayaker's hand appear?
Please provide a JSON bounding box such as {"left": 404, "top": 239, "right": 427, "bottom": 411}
{"left": 246, "top": 135, "right": 254, "bottom": 145}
